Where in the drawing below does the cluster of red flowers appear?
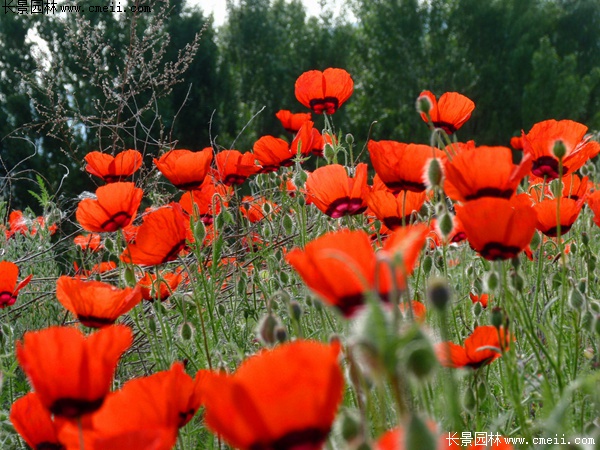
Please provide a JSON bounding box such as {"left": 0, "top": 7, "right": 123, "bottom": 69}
{"left": 6, "top": 64, "right": 599, "bottom": 449}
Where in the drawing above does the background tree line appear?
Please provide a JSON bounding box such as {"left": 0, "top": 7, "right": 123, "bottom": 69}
{"left": 1, "top": 0, "right": 599, "bottom": 210}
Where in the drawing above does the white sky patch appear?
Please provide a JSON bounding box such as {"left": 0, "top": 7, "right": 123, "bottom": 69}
{"left": 189, "top": 0, "right": 354, "bottom": 27}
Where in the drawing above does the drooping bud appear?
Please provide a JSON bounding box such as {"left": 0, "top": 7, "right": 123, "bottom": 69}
{"left": 427, "top": 277, "right": 451, "bottom": 311}
{"left": 569, "top": 287, "right": 585, "bottom": 310}
{"left": 275, "top": 325, "right": 288, "bottom": 343}
{"left": 438, "top": 213, "right": 454, "bottom": 238}
{"left": 258, "top": 314, "right": 278, "bottom": 345}
{"left": 405, "top": 340, "right": 438, "bottom": 380}
{"left": 490, "top": 307, "right": 504, "bottom": 329}
{"left": 178, "top": 322, "right": 194, "bottom": 341}
{"left": 289, "top": 301, "right": 302, "bottom": 322}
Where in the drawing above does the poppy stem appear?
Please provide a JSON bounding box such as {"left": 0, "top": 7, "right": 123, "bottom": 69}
{"left": 77, "top": 415, "right": 85, "bottom": 450}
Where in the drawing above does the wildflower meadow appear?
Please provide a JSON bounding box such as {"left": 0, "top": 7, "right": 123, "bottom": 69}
{"left": 1, "top": 2, "right": 600, "bottom": 450}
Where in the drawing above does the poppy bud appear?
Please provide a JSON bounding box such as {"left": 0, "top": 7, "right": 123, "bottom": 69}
{"left": 552, "top": 139, "right": 567, "bottom": 159}
{"left": 194, "top": 219, "right": 206, "bottom": 243}
{"left": 590, "top": 301, "right": 600, "bottom": 314}
{"left": 178, "top": 322, "right": 194, "bottom": 341}
{"left": 472, "top": 301, "right": 483, "bottom": 317}
{"left": 283, "top": 214, "right": 294, "bottom": 234}
{"left": 511, "top": 272, "right": 524, "bottom": 291}
{"left": 490, "top": 307, "right": 504, "bottom": 329}
{"left": 405, "top": 340, "right": 438, "bottom": 380}
{"left": 569, "top": 288, "right": 585, "bottom": 310}
{"left": 258, "top": 314, "right": 278, "bottom": 345}
{"left": 582, "top": 232, "right": 589, "bottom": 246}
{"left": 427, "top": 277, "right": 451, "bottom": 311}
{"left": 463, "top": 386, "right": 476, "bottom": 411}
{"left": 530, "top": 230, "right": 541, "bottom": 250}
{"left": 324, "top": 142, "right": 336, "bottom": 162}
{"left": 438, "top": 213, "right": 453, "bottom": 238}
{"left": 416, "top": 94, "right": 433, "bottom": 115}
{"left": 289, "top": 301, "right": 302, "bottom": 322}
{"left": 405, "top": 414, "right": 437, "bottom": 450}
{"left": 582, "top": 310, "right": 594, "bottom": 331}
{"left": 422, "top": 255, "right": 433, "bottom": 275}
{"left": 425, "top": 158, "right": 443, "bottom": 188}
{"left": 275, "top": 325, "right": 288, "bottom": 343}
{"left": 486, "top": 271, "right": 498, "bottom": 290}
{"left": 124, "top": 266, "right": 137, "bottom": 287}
{"left": 148, "top": 317, "right": 157, "bottom": 333}
{"left": 217, "top": 303, "right": 226, "bottom": 315}
{"left": 345, "top": 133, "right": 354, "bottom": 146}
{"left": 595, "top": 315, "right": 600, "bottom": 337}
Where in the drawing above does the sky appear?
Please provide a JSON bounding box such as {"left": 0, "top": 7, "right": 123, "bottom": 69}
{"left": 189, "top": 0, "right": 351, "bottom": 27}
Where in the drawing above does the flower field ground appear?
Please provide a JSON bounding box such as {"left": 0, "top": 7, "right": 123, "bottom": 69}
{"left": 1, "top": 68, "right": 600, "bottom": 450}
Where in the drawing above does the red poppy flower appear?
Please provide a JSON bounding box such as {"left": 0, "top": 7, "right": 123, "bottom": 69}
{"left": 85, "top": 149, "right": 143, "bottom": 182}
{"left": 375, "top": 423, "right": 460, "bottom": 450}
{"left": 275, "top": 110, "right": 312, "bottom": 133}
{"left": 16, "top": 325, "right": 133, "bottom": 418}
{"left": 286, "top": 229, "right": 377, "bottom": 317}
{"left": 7, "top": 210, "right": 28, "bottom": 237}
{"left": 418, "top": 90, "right": 475, "bottom": 134}
{"left": 197, "top": 340, "right": 343, "bottom": 450}
{"left": 154, "top": 148, "right": 213, "bottom": 190}
{"left": 398, "top": 300, "right": 427, "bottom": 322}
{"left": 73, "top": 261, "right": 117, "bottom": 278}
{"left": 443, "top": 145, "right": 531, "bottom": 202}
{"left": 510, "top": 136, "right": 523, "bottom": 150}
{"left": 10, "top": 393, "right": 64, "bottom": 450}
{"left": 286, "top": 226, "right": 427, "bottom": 317}
{"left": 455, "top": 196, "right": 537, "bottom": 260}
{"left": 290, "top": 120, "right": 316, "bottom": 157}
{"left": 240, "top": 196, "right": 280, "bottom": 223}
{"left": 368, "top": 141, "right": 444, "bottom": 193}
{"left": 470, "top": 293, "right": 489, "bottom": 308}
{"left": 120, "top": 204, "right": 188, "bottom": 266}
{"left": 179, "top": 177, "right": 230, "bottom": 225}
{"left": 305, "top": 163, "right": 369, "bottom": 218}
{"left": 522, "top": 119, "right": 600, "bottom": 179}
{"left": 213, "top": 150, "right": 260, "bottom": 186}
{"left": 92, "top": 362, "right": 202, "bottom": 440}
{"left": 436, "top": 325, "right": 509, "bottom": 369}
{"left": 74, "top": 233, "right": 103, "bottom": 252}
{"left": 0, "top": 261, "right": 32, "bottom": 308}
{"left": 587, "top": 189, "right": 600, "bottom": 228}
{"left": 253, "top": 135, "right": 296, "bottom": 172}
{"left": 295, "top": 68, "right": 353, "bottom": 114}
{"left": 138, "top": 271, "right": 183, "bottom": 301}
{"left": 367, "top": 189, "right": 428, "bottom": 229}
{"left": 76, "top": 182, "right": 143, "bottom": 233}
{"left": 533, "top": 197, "right": 584, "bottom": 237}
{"left": 56, "top": 276, "right": 143, "bottom": 328}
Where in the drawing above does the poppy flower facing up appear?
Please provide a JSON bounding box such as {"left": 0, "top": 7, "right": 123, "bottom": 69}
{"left": 84, "top": 149, "right": 143, "bottom": 183}
{"left": 10, "top": 393, "right": 64, "bottom": 450}
{"left": 120, "top": 204, "right": 188, "bottom": 266}
{"left": 533, "top": 197, "right": 584, "bottom": 237}
{"left": 275, "top": 109, "right": 312, "bottom": 133}
{"left": 154, "top": 148, "right": 213, "bottom": 190}
{"left": 198, "top": 340, "right": 343, "bottom": 450}
{"left": 138, "top": 271, "right": 183, "bottom": 301}
{"left": 367, "top": 189, "right": 428, "bottom": 229}
{"left": 470, "top": 293, "right": 489, "bottom": 308}
{"left": 16, "top": 325, "right": 133, "bottom": 418}
{"left": 0, "top": 261, "right": 33, "bottom": 308}
{"left": 290, "top": 120, "right": 316, "bottom": 157}
{"left": 76, "top": 182, "right": 143, "bottom": 233}
{"left": 305, "top": 163, "right": 370, "bottom": 218}
{"left": 443, "top": 146, "right": 531, "bottom": 202}
{"left": 55, "top": 276, "right": 143, "bottom": 328}
{"left": 455, "top": 197, "right": 537, "bottom": 260}
{"left": 213, "top": 150, "right": 261, "bottom": 186}
{"left": 295, "top": 68, "right": 354, "bottom": 114}
{"left": 418, "top": 90, "right": 475, "bottom": 135}
{"left": 522, "top": 119, "right": 600, "bottom": 180}
{"left": 437, "top": 325, "right": 509, "bottom": 369}
{"left": 368, "top": 141, "right": 444, "bottom": 193}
